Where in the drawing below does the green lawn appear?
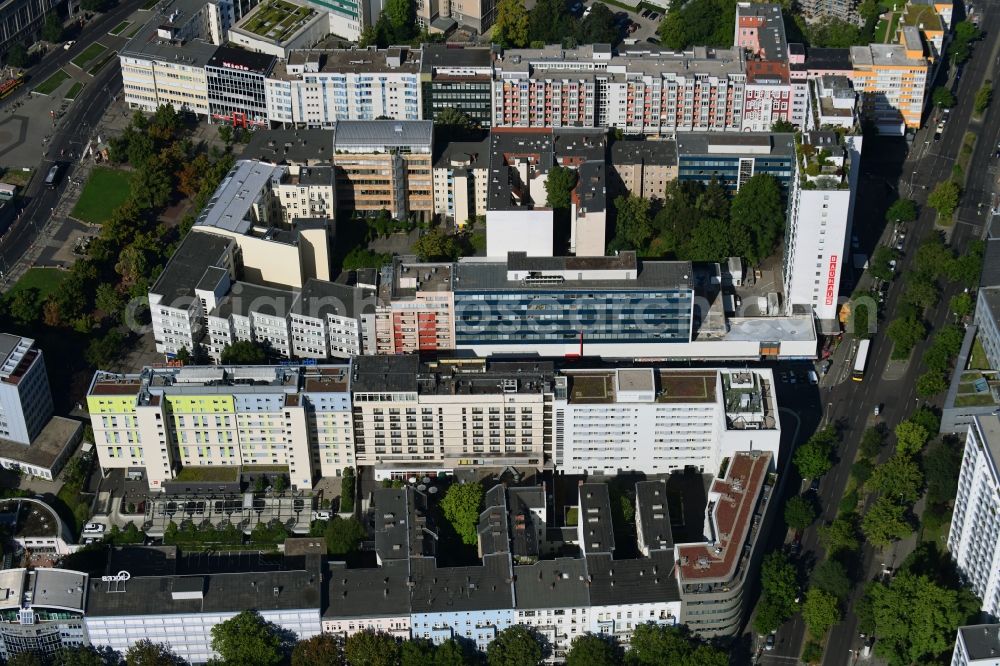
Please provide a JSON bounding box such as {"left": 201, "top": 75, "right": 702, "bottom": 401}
{"left": 1, "top": 168, "right": 32, "bottom": 187}
{"left": 954, "top": 393, "right": 996, "bottom": 407}
{"left": 141, "top": 0, "right": 159, "bottom": 9}
{"left": 64, "top": 82, "right": 84, "bottom": 100}
{"left": 174, "top": 466, "right": 240, "bottom": 482}
{"left": 109, "top": 20, "right": 131, "bottom": 35}
{"left": 970, "top": 336, "right": 990, "bottom": 370}
{"left": 88, "top": 53, "right": 116, "bottom": 75}
{"left": 34, "top": 69, "right": 70, "bottom": 96}
{"left": 70, "top": 167, "right": 131, "bottom": 225}
{"left": 70, "top": 42, "right": 107, "bottom": 70}
{"left": 9, "top": 267, "right": 68, "bottom": 300}
{"left": 124, "top": 23, "right": 143, "bottom": 37}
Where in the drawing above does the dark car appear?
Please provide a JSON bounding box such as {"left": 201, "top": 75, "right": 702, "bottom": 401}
{"left": 809, "top": 478, "right": 820, "bottom": 493}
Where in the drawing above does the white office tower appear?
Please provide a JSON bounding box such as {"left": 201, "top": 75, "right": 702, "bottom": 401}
{"left": 952, "top": 625, "right": 1000, "bottom": 666}
{"left": 949, "top": 415, "right": 1000, "bottom": 617}
{"left": 553, "top": 368, "right": 780, "bottom": 476}
{"left": 782, "top": 131, "right": 862, "bottom": 327}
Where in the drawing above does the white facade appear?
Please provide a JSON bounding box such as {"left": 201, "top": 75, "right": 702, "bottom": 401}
{"left": 554, "top": 369, "right": 780, "bottom": 476}
{"left": 321, "top": 616, "right": 410, "bottom": 638}
{"left": 783, "top": 134, "right": 862, "bottom": 323}
{"left": 0, "top": 334, "right": 53, "bottom": 445}
{"left": 485, "top": 209, "right": 554, "bottom": 258}
{"left": 265, "top": 49, "right": 422, "bottom": 127}
{"left": 85, "top": 608, "right": 321, "bottom": 664}
{"left": 949, "top": 416, "right": 1000, "bottom": 618}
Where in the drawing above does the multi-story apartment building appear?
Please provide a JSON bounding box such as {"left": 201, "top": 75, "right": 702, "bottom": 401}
{"left": 485, "top": 128, "right": 606, "bottom": 258}
{"left": 0, "top": 334, "right": 52, "bottom": 446}
{"left": 265, "top": 47, "right": 422, "bottom": 127}
{"left": 349, "top": 356, "right": 551, "bottom": 476}
{"left": 850, "top": 42, "right": 928, "bottom": 134}
{"left": 553, "top": 368, "right": 780, "bottom": 476}
{"left": 783, "top": 131, "right": 863, "bottom": 324}
{"left": 952, "top": 625, "right": 1000, "bottom": 666}
{"left": 799, "top": 0, "right": 856, "bottom": 23}
{"left": 290, "top": 279, "right": 376, "bottom": 359}
{"left": 119, "top": 0, "right": 221, "bottom": 117}
{"left": 0, "top": 569, "right": 88, "bottom": 661}
{"left": 492, "top": 44, "right": 748, "bottom": 134}
{"left": 205, "top": 45, "right": 275, "bottom": 128}
{"left": 948, "top": 414, "right": 1000, "bottom": 617}
{"left": 332, "top": 120, "right": 434, "bottom": 219}
{"left": 811, "top": 75, "right": 858, "bottom": 129}
{"left": 86, "top": 364, "right": 355, "bottom": 489}
{"left": 676, "top": 450, "right": 775, "bottom": 637}
{"left": 675, "top": 132, "right": 795, "bottom": 193}
{"left": 0, "top": 334, "right": 81, "bottom": 481}
{"left": 609, "top": 139, "right": 677, "bottom": 201}
{"left": 734, "top": 4, "right": 801, "bottom": 131}
{"left": 420, "top": 44, "right": 494, "bottom": 127}
{"left": 432, "top": 136, "right": 490, "bottom": 227}
{"left": 374, "top": 258, "right": 455, "bottom": 354}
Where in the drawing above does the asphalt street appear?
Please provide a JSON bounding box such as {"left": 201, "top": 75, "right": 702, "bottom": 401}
{"left": 755, "top": 2, "right": 1000, "bottom": 663}
{"left": 0, "top": 58, "right": 122, "bottom": 281}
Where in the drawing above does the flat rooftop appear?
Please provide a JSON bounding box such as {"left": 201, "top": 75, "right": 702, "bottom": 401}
{"left": 676, "top": 132, "right": 795, "bottom": 157}
{"left": 421, "top": 43, "right": 493, "bottom": 73}
{"left": 958, "top": 624, "right": 1000, "bottom": 662}
{"left": 233, "top": 0, "right": 319, "bottom": 42}
{"left": 332, "top": 121, "right": 433, "bottom": 150}
{"left": 216, "top": 281, "right": 297, "bottom": 319}
{"left": 676, "top": 451, "right": 772, "bottom": 582}
{"left": 242, "top": 129, "right": 333, "bottom": 164}
{"left": 452, "top": 258, "right": 692, "bottom": 292}
{"left": 564, "top": 369, "right": 718, "bottom": 404}
{"left": 292, "top": 279, "right": 374, "bottom": 321}
{"left": 0, "top": 498, "right": 63, "bottom": 539}
{"left": 0, "top": 417, "right": 81, "bottom": 471}
{"left": 350, "top": 356, "right": 555, "bottom": 397}
{"left": 206, "top": 45, "right": 276, "bottom": 74}
{"left": 610, "top": 139, "right": 677, "bottom": 167}
{"left": 271, "top": 47, "right": 420, "bottom": 80}
{"left": 975, "top": 415, "right": 1000, "bottom": 477}
{"left": 722, "top": 315, "right": 817, "bottom": 342}
{"left": 84, "top": 568, "right": 321, "bottom": 616}
{"left": 803, "top": 47, "right": 853, "bottom": 71}
{"left": 120, "top": 0, "right": 218, "bottom": 66}
{"left": 150, "top": 230, "right": 234, "bottom": 302}
{"left": 850, "top": 43, "right": 926, "bottom": 67}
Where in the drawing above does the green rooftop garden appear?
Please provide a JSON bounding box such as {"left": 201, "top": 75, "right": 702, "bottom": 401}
{"left": 174, "top": 466, "right": 240, "bottom": 482}
{"left": 239, "top": 0, "right": 316, "bottom": 41}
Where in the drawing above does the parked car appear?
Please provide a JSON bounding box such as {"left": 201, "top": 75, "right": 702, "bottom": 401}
{"left": 312, "top": 510, "right": 331, "bottom": 521}
{"left": 628, "top": 22, "right": 639, "bottom": 33}
{"left": 648, "top": 11, "right": 659, "bottom": 19}
{"left": 83, "top": 522, "right": 105, "bottom": 534}
{"left": 765, "top": 634, "right": 776, "bottom": 651}
{"left": 873, "top": 403, "right": 881, "bottom": 416}
{"left": 808, "top": 370, "right": 818, "bottom": 384}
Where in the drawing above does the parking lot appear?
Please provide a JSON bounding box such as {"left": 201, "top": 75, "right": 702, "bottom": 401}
{"left": 580, "top": 0, "right": 665, "bottom": 47}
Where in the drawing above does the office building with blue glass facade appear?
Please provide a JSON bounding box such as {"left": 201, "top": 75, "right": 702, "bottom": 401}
{"left": 451, "top": 252, "right": 695, "bottom": 357}
{"left": 675, "top": 132, "right": 795, "bottom": 193}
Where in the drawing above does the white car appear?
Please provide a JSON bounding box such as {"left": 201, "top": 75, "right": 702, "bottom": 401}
{"left": 82, "top": 522, "right": 105, "bottom": 534}
{"left": 312, "top": 510, "right": 331, "bottom": 521}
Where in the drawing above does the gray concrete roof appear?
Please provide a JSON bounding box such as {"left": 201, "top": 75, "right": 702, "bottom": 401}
{"left": 958, "top": 624, "right": 1000, "bottom": 662}
{"left": 84, "top": 569, "right": 321, "bottom": 616}
{"left": 579, "top": 483, "right": 614, "bottom": 555}
{"left": 513, "top": 558, "right": 590, "bottom": 609}
{"left": 408, "top": 553, "right": 514, "bottom": 613}
{"left": 325, "top": 560, "right": 411, "bottom": 619}
{"left": 291, "top": 279, "right": 374, "bottom": 321}
{"left": 216, "top": 282, "right": 297, "bottom": 318}
{"left": 332, "top": 121, "right": 433, "bottom": 149}
{"left": 243, "top": 129, "right": 334, "bottom": 164}
{"left": 611, "top": 140, "right": 677, "bottom": 167}
{"left": 452, "top": 257, "right": 693, "bottom": 292}
{"left": 0, "top": 417, "right": 80, "bottom": 471}
{"left": 120, "top": 0, "right": 218, "bottom": 66}
{"left": 196, "top": 160, "right": 285, "bottom": 235}
{"left": 420, "top": 44, "right": 493, "bottom": 73}
{"left": 150, "top": 231, "right": 234, "bottom": 303}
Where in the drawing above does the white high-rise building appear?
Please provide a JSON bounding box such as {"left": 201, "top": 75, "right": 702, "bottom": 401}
{"left": 783, "top": 131, "right": 862, "bottom": 326}
{"left": 553, "top": 368, "right": 780, "bottom": 476}
{"left": 948, "top": 415, "right": 1000, "bottom": 617}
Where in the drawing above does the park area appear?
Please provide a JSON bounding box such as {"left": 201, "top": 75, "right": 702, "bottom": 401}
{"left": 70, "top": 167, "right": 131, "bottom": 224}
{"left": 8, "top": 267, "right": 67, "bottom": 300}
{"left": 70, "top": 43, "right": 107, "bottom": 70}
{"left": 34, "top": 69, "right": 69, "bottom": 96}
